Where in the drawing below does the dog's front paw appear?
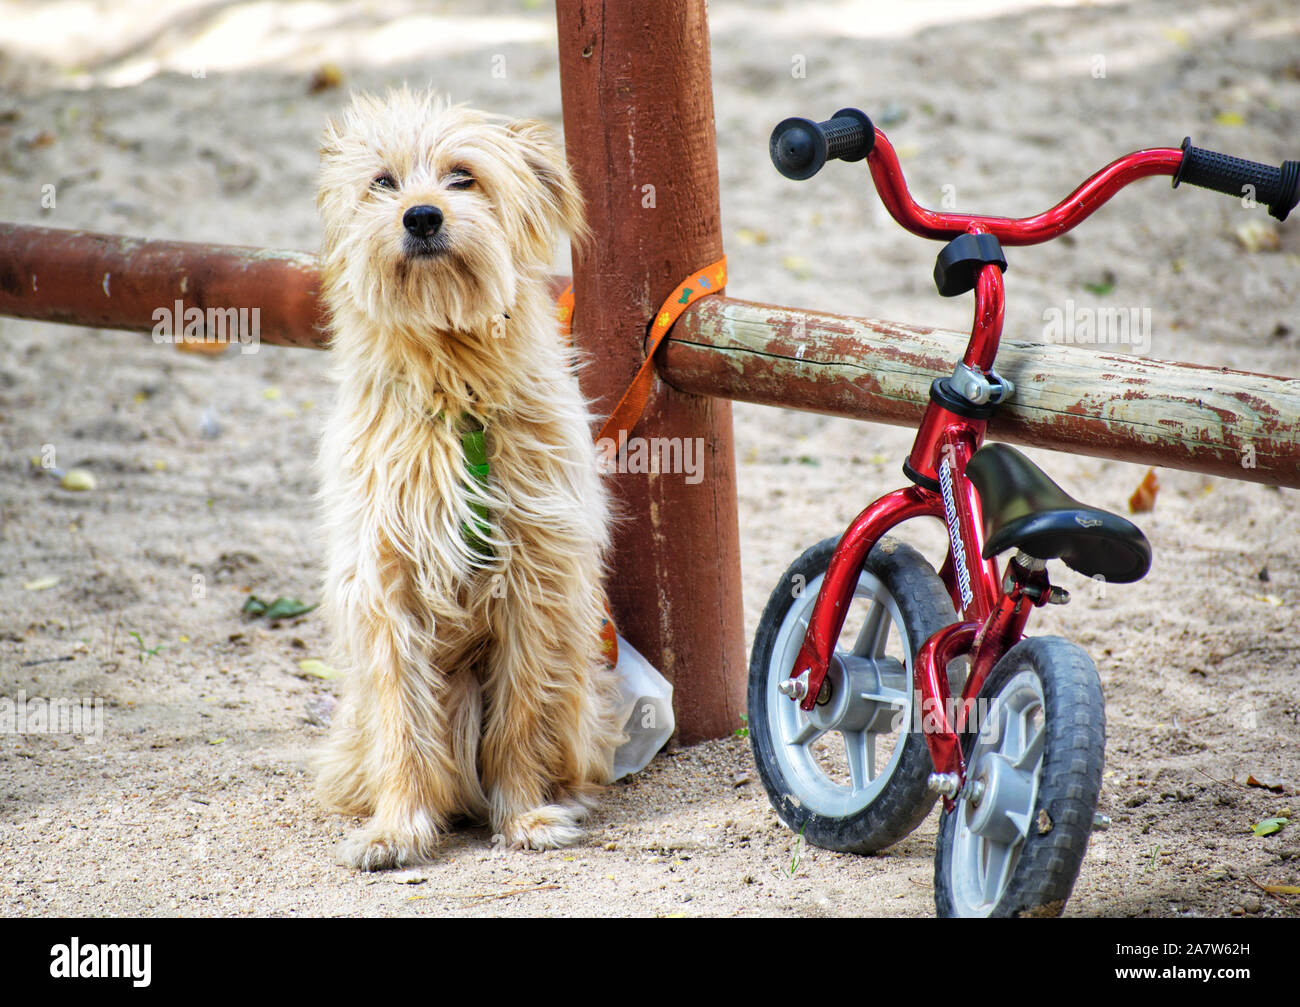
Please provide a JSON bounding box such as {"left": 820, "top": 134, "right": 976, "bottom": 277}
{"left": 338, "top": 822, "right": 437, "bottom": 872}
{"left": 496, "top": 803, "right": 587, "bottom": 852}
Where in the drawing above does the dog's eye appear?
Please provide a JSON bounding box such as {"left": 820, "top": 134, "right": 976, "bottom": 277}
{"left": 447, "top": 170, "right": 475, "bottom": 191}
{"left": 371, "top": 173, "right": 397, "bottom": 191}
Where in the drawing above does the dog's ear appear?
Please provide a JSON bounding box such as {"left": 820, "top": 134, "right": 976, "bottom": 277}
{"left": 319, "top": 116, "right": 343, "bottom": 161}
{"left": 506, "top": 119, "right": 589, "bottom": 246}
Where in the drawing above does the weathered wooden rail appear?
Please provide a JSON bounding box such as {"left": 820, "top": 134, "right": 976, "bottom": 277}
{"left": 664, "top": 298, "right": 1300, "bottom": 489}
{"left": 3, "top": 222, "right": 1296, "bottom": 492}
{"left": 0, "top": 224, "right": 326, "bottom": 346}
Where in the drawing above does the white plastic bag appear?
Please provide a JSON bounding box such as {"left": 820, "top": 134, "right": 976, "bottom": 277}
{"left": 610, "top": 635, "right": 674, "bottom": 780}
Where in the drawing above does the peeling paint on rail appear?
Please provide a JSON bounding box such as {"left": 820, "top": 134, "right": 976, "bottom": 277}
{"left": 665, "top": 296, "right": 1300, "bottom": 490}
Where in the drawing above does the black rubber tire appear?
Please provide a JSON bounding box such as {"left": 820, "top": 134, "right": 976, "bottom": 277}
{"left": 748, "top": 535, "right": 957, "bottom": 853}
{"left": 934, "top": 636, "right": 1105, "bottom": 918}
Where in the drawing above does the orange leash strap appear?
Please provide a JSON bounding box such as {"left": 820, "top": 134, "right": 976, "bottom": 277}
{"left": 556, "top": 284, "right": 576, "bottom": 342}
{"left": 556, "top": 255, "right": 727, "bottom": 449}
{"left": 557, "top": 257, "right": 727, "bottom": 670}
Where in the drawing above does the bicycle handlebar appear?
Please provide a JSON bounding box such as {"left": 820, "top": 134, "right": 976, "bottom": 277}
{"left": 770, "top": 108, "right": 1298, "bottom": 241}
{"left": 867, "top": 129, "right": 1183, "bottom": 246}
{"left": 1173, "top": 138, "right": 1300, "bottom": 220}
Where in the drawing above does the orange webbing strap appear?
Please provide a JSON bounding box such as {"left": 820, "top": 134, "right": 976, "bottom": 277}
{"left": 555, "top": 255, "right": 728, "bottom": 449}
{"left": 557, "top": 284, "right": 576, "bottom": 342}
{"left": 557, "top": 257, "right": 727, "bottom": 671}
{"left": 598, "top": 610, "right": 618, "bottom": 671}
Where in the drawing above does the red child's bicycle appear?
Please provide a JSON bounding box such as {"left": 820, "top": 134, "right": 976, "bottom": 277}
{"left": 749, "top": 108, "right": 1298, "bottom": 917}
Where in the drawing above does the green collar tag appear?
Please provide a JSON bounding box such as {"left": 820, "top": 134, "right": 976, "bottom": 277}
{"left": 426, "top": 408, "right": 492, "bottom": 557}
{"left": 460, "top": 424, "right": 492, "bottom": 557}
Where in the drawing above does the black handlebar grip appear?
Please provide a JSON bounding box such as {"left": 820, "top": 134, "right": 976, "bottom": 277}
{"left": 770, "top": 108, "right": 875, "bottom": 180}
{"left": 1173, "top": 137, "right": 1300, "bottom": 221}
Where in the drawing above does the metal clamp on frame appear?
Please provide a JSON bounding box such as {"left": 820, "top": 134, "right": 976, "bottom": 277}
{"left": 948, "top": 360, "right": 1014, "bottom": 407}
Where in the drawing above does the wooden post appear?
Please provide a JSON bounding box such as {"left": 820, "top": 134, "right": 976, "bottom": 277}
{"left": 555, "top": 0, "right": 747, "bottom": 743}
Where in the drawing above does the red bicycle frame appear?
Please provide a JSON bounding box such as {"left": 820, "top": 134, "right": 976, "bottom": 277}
{"left": 785, "top": 130, "right": 1184, "bottom": 804}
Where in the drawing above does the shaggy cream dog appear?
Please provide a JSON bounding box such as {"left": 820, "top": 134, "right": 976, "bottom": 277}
{"left": 314, "top": 88, "right": 622, "bottom": 871}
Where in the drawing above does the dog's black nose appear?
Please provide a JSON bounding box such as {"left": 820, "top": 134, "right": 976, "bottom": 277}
{"left": 403, "top": 205, "right": 444, "bottom": 239}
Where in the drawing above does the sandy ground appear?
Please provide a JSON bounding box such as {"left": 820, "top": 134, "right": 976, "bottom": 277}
{"left": 1, "top": 0, "right": 1298, "bottom": 917}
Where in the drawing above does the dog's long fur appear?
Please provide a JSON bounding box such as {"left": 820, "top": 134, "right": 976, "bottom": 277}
{"left": 314, "top": 88, "right": 622, "bottom": 871}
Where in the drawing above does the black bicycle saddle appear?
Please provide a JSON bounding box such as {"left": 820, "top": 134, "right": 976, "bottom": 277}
{"left": 965, "top": 443, "right": 1151, "bottom": 583}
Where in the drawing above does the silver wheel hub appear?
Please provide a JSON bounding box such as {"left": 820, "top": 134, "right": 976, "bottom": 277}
{"left": 965, "top": 754, "right": 1033, "bottom": 844}
{"left": 806, "top": 653, "right": 908, "bottom": 735}
{"left": 947, "top": 668, "right": 1047, "bottom": 916}
{"left": 765, "top": 569, "right": 916, "bottom": 818}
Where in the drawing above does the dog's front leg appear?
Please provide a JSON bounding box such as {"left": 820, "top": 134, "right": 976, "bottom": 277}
{"left": 333, "top": 613, "right": 471, "bottom": 872}
{"left": 481, "top": 577, "right": 618, "bottom": 851}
